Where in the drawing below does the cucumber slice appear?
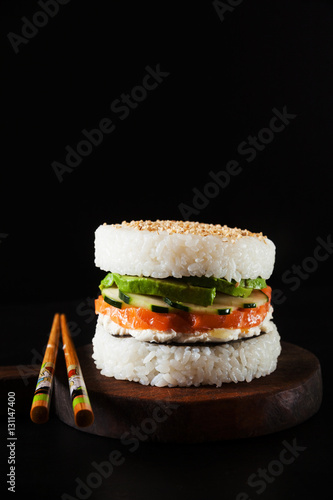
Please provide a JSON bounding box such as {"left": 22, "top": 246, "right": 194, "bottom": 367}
{"left": 101, "top": 287, "right": 268, "bottom": 315}
{"left": 102, "top": 287, "right": 123, "bottom": 309}
{"left": 163, "top": 297, "right": 190, "bottom": 312}
{"left": 162, "top": 289, "right": 268, "bottom": 314}
{"left": 214, "top": 289, "right": 268, "bottom": 309}
{"left": 118, "top": 289, "right": 170, "bottom": 313}
{"left": 260, "top": 288, "right": 270, "bottom": 302}
{"left": 216, "top": 308, "right": 232, "bottom": 315}
{"left": 163, "top": 297, "right": 232, "bottom": 315}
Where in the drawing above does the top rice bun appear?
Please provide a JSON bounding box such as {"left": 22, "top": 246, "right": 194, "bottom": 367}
{"left": 94, "top": 220, "right": 276, "bottom": 282}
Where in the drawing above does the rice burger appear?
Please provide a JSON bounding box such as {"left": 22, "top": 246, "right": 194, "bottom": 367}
{"left": 92, "top": 220, "right": 281, "bottom": 387}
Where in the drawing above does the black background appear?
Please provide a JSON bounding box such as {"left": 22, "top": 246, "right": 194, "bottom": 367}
{"left": 1, "top": 1, "right": 332, "bottom": 499}
{"left": 1, "top": 0, "right": 332, "bottom": 305}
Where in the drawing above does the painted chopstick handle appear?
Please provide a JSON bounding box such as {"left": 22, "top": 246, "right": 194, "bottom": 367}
{"left": 60, "top": 314, "right": 94, "bottom": 428}
{"left": 30, "top": 314, "right": 60, "bottom": 424}
{"left": 67, "top": 362, "right": 94, "bottom": 427}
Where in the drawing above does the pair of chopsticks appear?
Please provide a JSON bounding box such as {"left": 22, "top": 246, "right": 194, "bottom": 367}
{"left": 30, "top": 313, "right": 94, "bottom": 428}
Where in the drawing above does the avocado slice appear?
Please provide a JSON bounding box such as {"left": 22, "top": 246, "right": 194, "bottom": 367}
{"left": 109, "top": 273, "right": 216, "bottom": 307}
{"left": 182, "top": 276, "right": 253, "bottom": 298}
{"left": 240, "top": 277, "right": 267, "bottom": 289}
{"left": 99, "top": 273, "right": 267, "bottom": 304}
{"left": 99, "top": 272, "right": 115, "bottom": 290}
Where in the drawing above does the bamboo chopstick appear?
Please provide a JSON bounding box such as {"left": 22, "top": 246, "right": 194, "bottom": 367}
{"left": 30, "top": 313, "right": 60, "bottom": 424}
{"left": 60, "top": 314, "right": 94, "bottom": 428}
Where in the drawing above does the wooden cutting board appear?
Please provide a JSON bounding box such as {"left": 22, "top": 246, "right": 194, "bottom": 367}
{"left": 52, "top": 341, "right": 322, "bottom": 442}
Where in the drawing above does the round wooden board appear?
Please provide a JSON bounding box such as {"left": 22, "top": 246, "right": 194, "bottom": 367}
{"left": 54, "top": 342, "right": 322, "bottom": 442}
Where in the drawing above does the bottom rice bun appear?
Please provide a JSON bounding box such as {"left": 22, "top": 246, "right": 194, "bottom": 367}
{"left": 92, "top": 220, "right": 281, "bottom": 387}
